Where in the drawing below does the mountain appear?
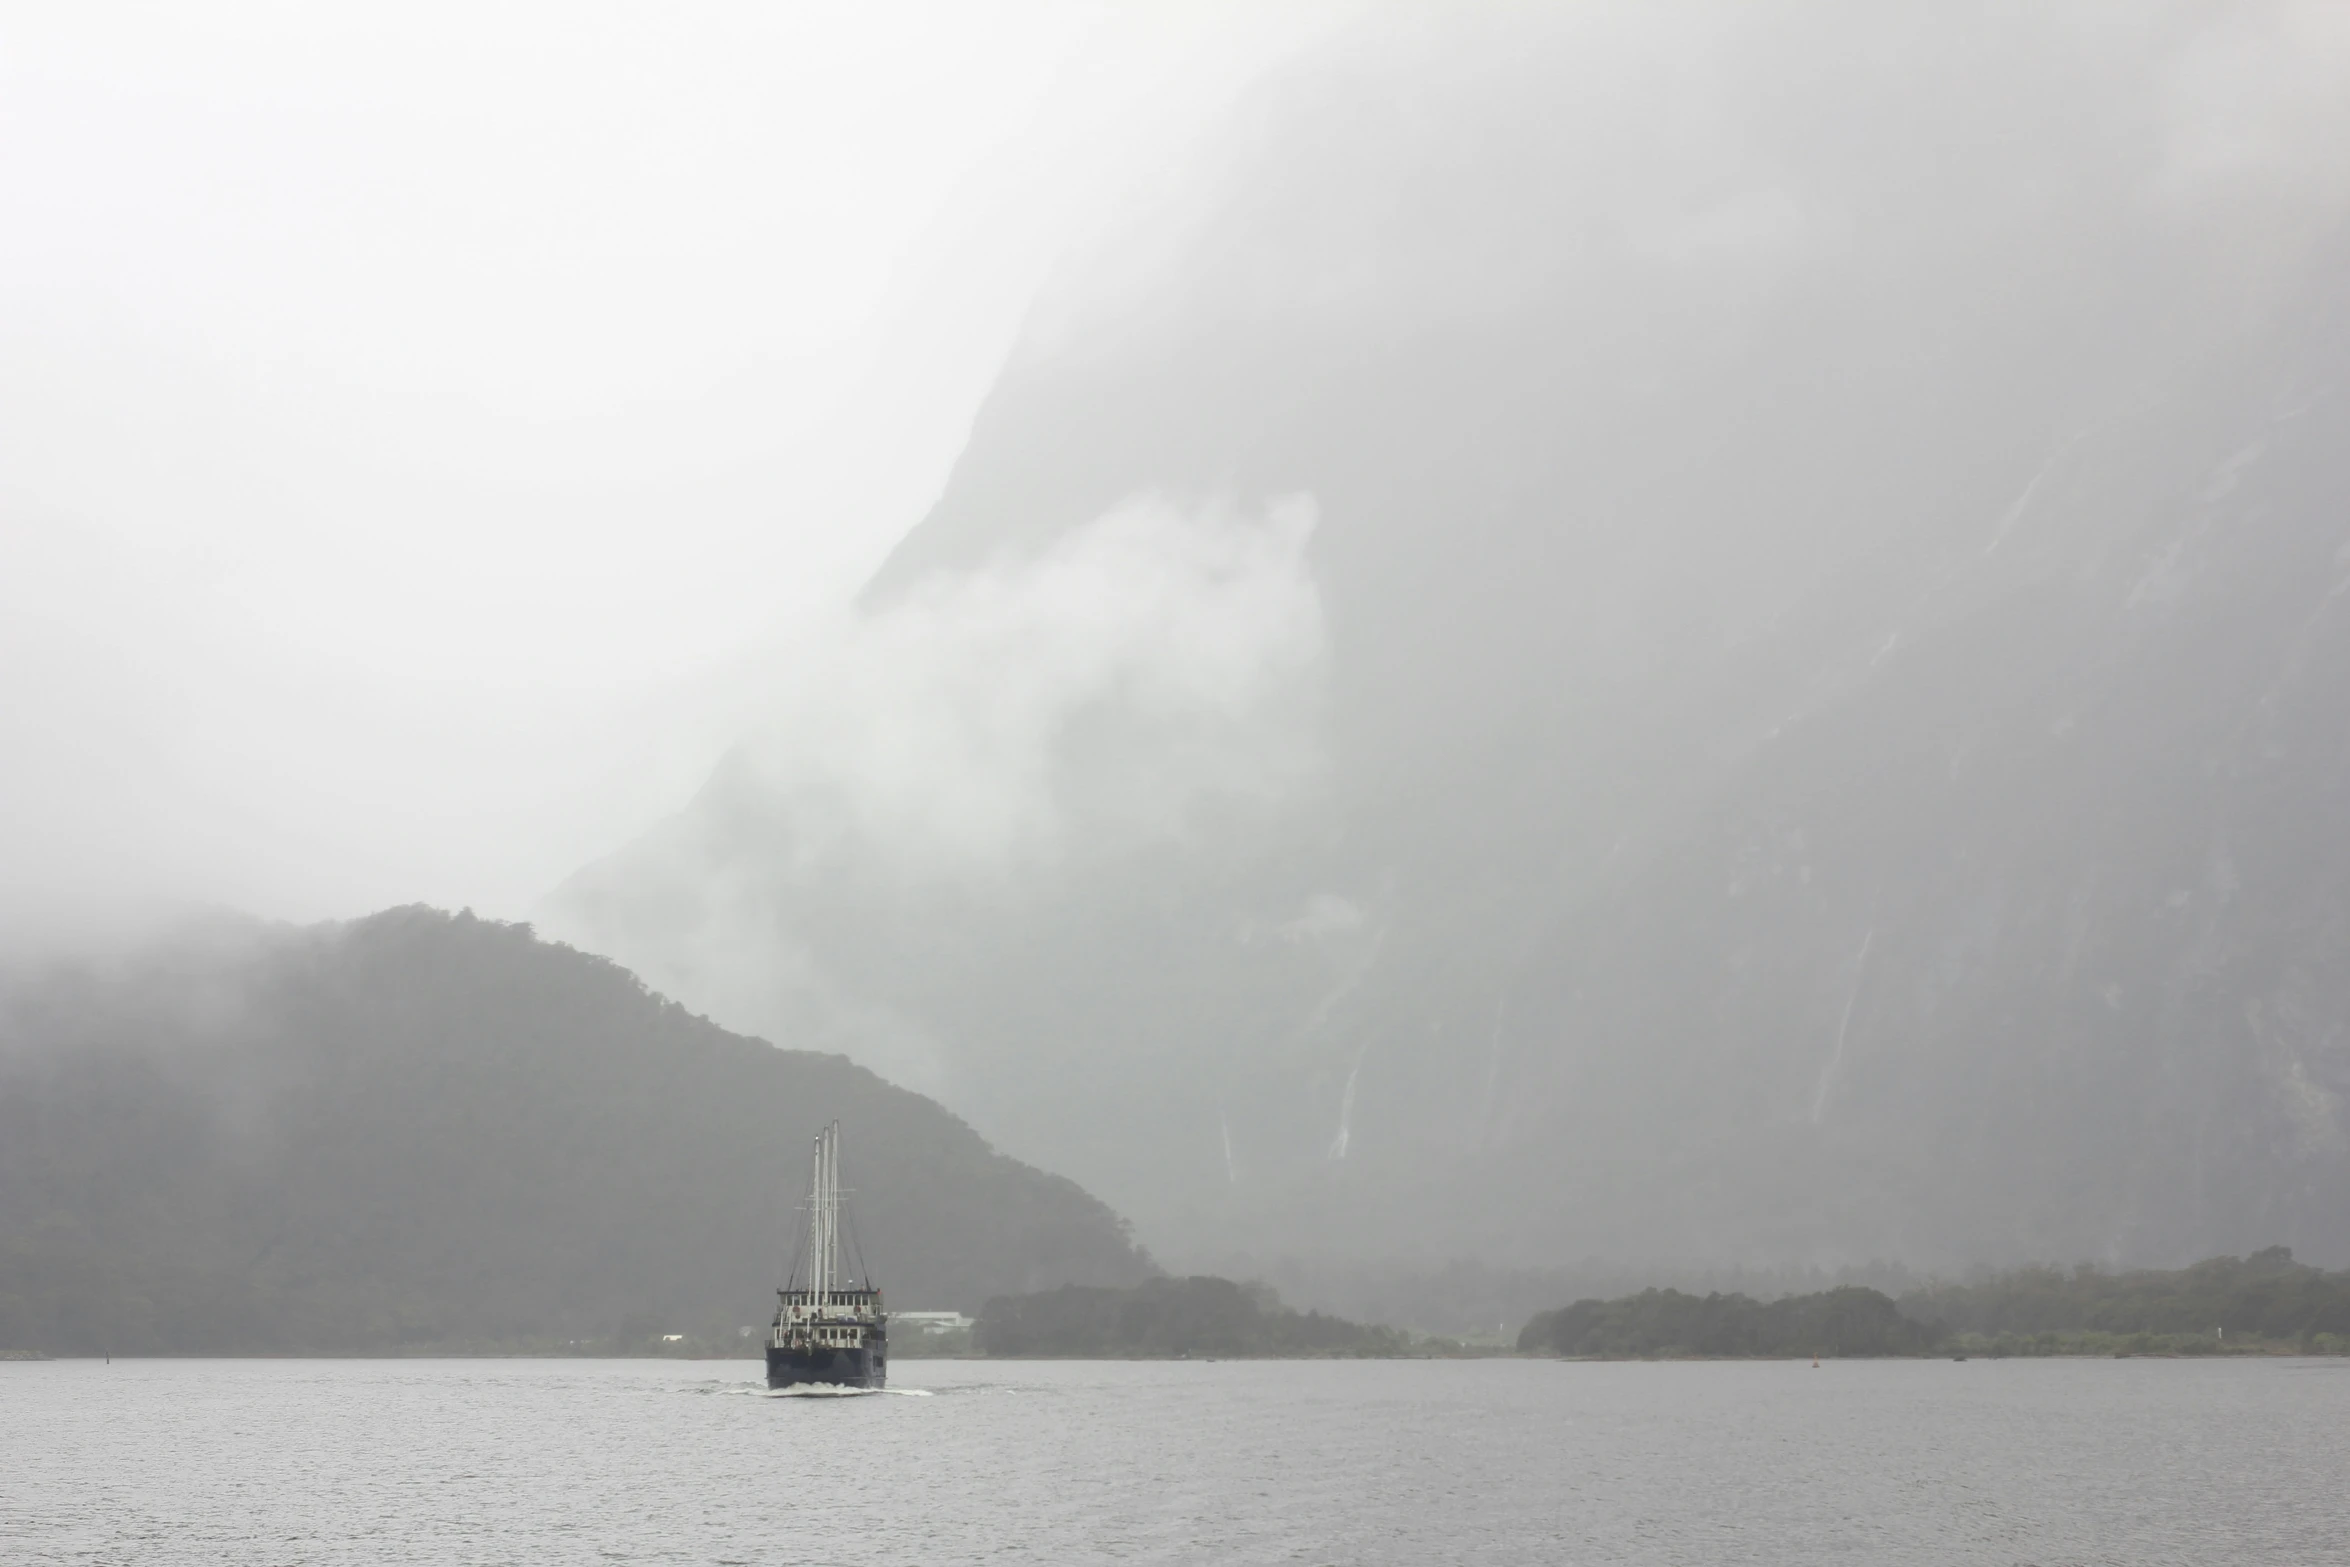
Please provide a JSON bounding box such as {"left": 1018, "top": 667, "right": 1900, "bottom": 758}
{"left": 0, "top": 908, "right": 1150, "bottom": 1354}
{"left": 551, "top": 6, "right": 2350, "bottom": 1275}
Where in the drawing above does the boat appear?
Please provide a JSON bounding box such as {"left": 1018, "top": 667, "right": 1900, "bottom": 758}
{"left": 766, "top": 1120, "right": 888, "bottom": 1390}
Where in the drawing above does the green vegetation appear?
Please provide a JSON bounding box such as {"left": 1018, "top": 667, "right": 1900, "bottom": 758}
{"left": 977, "top": 1276, "right": 1407, "bottom": 1357}
{"left": 1518, "top": 1252, "right": 2350, "bottom": 1359}
{"left": 1901, "top": 1247, "right": 2350, "bottom": 1355}
{"left": 1518, "top": 1286, "right": 1932, "bottom": 1359}
{"left": 0, "top": 908, "right": 1151, "bottom": 1356}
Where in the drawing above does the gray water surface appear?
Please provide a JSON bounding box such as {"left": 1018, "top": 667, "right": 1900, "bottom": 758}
{"left": 4, "top": 1357, "right": 2345, "bottom": 1564}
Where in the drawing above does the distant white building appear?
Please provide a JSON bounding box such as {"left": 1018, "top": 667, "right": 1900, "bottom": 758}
{"left": 892, "top": 1311, "right": 974, "bottom": 1336}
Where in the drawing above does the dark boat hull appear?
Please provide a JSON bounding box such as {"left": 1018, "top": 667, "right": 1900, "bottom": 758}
{"left": 766, "top": 1341, "right": 886, "bottom": 1390}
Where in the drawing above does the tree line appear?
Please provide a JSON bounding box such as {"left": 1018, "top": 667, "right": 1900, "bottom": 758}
{"left": 1519, "top": 1249, "right": 2350, "bottom": 1358}
{"left": 976, "top": 1275, "right": 1406, "bottom": 1357}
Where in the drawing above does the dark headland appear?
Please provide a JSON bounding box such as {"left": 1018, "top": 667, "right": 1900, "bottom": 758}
{"left": 0, "top": 908, "right": 1149, "bottom": 1356}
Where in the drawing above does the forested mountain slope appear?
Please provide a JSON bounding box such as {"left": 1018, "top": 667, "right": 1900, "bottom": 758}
{"left": 0, "top": 909, "right": 1149, "bottom": 1353}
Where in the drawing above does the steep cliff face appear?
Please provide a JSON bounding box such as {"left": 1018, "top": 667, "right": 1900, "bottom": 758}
{"left": 0, "top": 909, "right": 1150, "bottom": 1353}
{"left": 555, "top": 6, "right": 2350, "bottom": 1268}
{"left": 1478, "top": 317, "right": 2350, "bottom": 1266}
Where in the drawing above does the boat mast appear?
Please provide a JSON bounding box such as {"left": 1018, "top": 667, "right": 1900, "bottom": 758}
{"left": 807, "top": 1120, "right": 849, "bottom": 1310}
{"left": 808, "top": 1126, "right": 827, "bottom": 1311}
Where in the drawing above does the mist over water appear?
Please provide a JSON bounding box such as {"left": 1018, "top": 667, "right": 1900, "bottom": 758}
{"left": 10, "top": 10, "right": 2350, "bottom": 1564}
{"left": 11, "top": 25, "right": 2350, "bottom": 1549}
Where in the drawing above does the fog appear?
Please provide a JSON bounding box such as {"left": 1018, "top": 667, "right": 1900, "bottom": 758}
{"left": 0, "top": 0, "right": 1336, "bottom": 943}
{"left": 729, "top": 494, "right": 1324, "bottom": 877}
{"left": 11, "top": 1, "right": 2350, "bottom": 1288}
{"left": 555, "top": 1, "right": 2350, "bottom": 1272}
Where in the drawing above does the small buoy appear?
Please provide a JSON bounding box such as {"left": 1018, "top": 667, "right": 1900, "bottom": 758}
{"left": 1810, "top": 1355, "right": 1819, "bottom": 1368}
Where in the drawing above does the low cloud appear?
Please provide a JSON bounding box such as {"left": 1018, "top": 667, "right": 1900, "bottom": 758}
{"left": 547, "top": 492, "right": 1328, "bottom": 1092}
{"left": 724, "top": 491, "right": 1327, "bottom": 878}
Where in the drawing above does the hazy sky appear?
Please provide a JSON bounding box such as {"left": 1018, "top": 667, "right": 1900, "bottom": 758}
{"left": 0, "top": 0, "right": 1339, "bottom": 942}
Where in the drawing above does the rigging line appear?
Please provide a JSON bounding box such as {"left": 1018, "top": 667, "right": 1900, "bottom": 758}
{"left": 832, "top": 1119, "right": 874, "bottom": 1290}
{"left": 784, "top": 1193, "right": 810, "bottom": 1293}
{"left": 842, "top": 1201, "right": 874, "bottom": 1292}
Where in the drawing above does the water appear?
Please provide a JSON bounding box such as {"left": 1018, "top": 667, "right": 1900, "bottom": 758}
{"left": 5, "top": 1357, "right": 2347, "bottom": 1564}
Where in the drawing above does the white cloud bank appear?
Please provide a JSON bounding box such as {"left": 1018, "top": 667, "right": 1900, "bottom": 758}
{"left": 724, "top": 492, "right": 1328, "bottom": 877}
{"left": 547, "top": 493, "right": 1328, "bottom": 1092}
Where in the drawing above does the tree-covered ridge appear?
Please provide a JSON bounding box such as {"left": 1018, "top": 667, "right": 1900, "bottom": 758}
{"left": 0, "top": 908, "right": 1151, "bottom": 1355}
{"left": 1900, "top": 1247, "right": 2350, "bottom": 1345}
{"left": 1519, "top": 1286, "right": 1932, "bottom": 1359}
{"left": 1518, "top": 1252, "right": 2350, "bottom": 1358}
{"left": 977, "top": 1275, "right": 1404, "bottom": 1357}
